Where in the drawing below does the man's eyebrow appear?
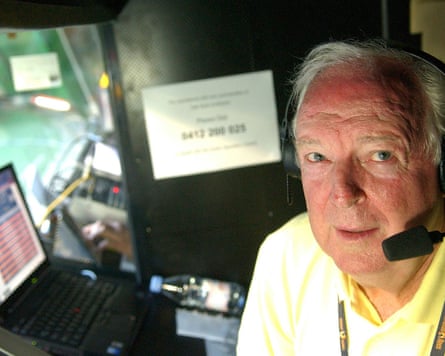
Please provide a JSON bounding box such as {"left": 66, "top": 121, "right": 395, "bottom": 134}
{"left": 357, "top": 135, "right": 403, "bottom": 144}
{"left": 295, "top": 134, "right": 404, "bottom": 147}
{"left": 295, "top": 137, "right": 322, "bottom": 147}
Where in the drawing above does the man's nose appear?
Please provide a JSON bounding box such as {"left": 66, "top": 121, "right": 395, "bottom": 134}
{"left": 329, "top": 162, "right": 365, "bottom": 208}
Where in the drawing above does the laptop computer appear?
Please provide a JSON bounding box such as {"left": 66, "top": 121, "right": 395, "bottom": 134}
{"left": 0, "top": 163, "right": 148, "bottom": 355}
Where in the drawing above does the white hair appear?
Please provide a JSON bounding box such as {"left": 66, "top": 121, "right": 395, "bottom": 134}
{"left": 290, "top": 40, "right": 445, "bottom": 163}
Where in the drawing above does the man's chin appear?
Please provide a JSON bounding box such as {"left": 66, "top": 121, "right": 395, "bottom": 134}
{"left": 332, "top": 252, "right": 387, "bottom": 276}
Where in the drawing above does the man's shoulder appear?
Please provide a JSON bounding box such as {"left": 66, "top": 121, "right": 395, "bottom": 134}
{"left": 259, "top": 212, "right": 318, "bottom": 257}
{"left": 266, "top": 212, "right": 313, "bottom": 241}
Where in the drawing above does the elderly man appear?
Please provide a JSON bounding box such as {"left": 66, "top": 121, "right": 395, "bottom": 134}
{"left": 237, "top": 40, "right": 445, "bottom": 355}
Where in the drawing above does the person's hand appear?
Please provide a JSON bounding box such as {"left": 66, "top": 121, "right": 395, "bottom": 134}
{"left": 82, "top": 220, "right": 133, "bottom": 259}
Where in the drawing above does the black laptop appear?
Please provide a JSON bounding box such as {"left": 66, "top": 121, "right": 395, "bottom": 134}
{"left": 0, "top": 163, "right": 148, "bottom": 356}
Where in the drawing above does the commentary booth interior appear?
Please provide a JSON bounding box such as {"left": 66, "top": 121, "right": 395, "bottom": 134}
{"left": 1, "top": 0, "right": 440, "bottom": 355}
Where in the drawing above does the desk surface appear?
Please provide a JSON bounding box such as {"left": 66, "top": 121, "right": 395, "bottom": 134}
{"left": 130, "top": 296, "right": 206, "bottom": 356}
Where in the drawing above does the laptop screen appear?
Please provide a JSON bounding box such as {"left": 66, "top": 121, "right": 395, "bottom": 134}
{"left": 0, "top": 164, "right": 46, "bottom": 305}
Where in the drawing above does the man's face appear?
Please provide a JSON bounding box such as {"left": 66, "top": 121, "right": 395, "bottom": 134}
{"left": 295, "top": 65, "right": 443, "bottom": 276}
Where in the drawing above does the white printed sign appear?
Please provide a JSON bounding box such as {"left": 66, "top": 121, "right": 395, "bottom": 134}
{"left": 141, "top": 70, "right": 280, "bottom": 180}
{"left": 10, "top": 53, "right": 62, "bottom": 92}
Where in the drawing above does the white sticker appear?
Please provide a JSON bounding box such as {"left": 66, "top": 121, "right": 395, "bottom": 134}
{"left": 10, "top": 52, "right": 62, "bottom": 92}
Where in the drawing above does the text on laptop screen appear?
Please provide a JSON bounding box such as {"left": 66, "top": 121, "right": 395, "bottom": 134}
{"left": 0, "top": 166, "right": 46, "bottom": 304}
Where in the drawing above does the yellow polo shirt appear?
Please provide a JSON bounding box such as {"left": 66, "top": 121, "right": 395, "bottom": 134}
{"left": 237, "top": 212, "right": 445, "bottom": 355}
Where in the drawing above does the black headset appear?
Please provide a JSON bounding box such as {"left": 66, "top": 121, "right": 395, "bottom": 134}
{"left": 281, "top": 44, "right": 445, "bottom": 193}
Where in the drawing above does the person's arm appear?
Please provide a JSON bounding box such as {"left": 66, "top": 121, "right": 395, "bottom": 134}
{"left": 82, "top": 220, "right": 133, "bottom": 259}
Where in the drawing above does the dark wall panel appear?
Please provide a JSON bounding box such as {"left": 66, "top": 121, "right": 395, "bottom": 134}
{"left": 104, "top": 0, "right": 382, "bottom": 288}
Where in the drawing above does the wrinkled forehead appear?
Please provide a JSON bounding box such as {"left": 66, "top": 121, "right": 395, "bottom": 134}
{"left": 297, "top": 58, "right": 427, "bottom": 132}
{"left": 310, "top": 57, "right": 423, "bottom": 98}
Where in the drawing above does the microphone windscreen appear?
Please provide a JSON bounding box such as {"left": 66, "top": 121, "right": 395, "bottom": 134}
{"left": 382, "top": 226, "right": 433, "bottom": 261}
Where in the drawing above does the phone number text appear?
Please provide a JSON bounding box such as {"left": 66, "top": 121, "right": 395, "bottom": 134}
{"left": 181, "top": 123, "right": 247, "bottom": 140}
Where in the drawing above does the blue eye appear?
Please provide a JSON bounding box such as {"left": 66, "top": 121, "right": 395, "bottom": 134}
{"left": 372, "top": 151, "right": 392, "bottom": 161}
{"left": 306, "top": 152, "right": 326, "bottom": 162}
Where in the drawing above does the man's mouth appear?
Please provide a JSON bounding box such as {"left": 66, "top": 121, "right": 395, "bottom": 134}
{"left": 334, "top": 227, "right": 379, "bottom": 240}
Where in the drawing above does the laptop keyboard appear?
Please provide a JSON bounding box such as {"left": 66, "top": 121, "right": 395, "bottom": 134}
{"left": 10, "top": 270, "right": 116, "bottom": 347}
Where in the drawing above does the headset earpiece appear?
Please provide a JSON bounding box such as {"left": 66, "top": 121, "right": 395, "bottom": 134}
{"left": 280, "top": 94, "right": 301, "bottom": 178}
{"left": 400, "top": 46, "right": 445, "bottom": 193}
